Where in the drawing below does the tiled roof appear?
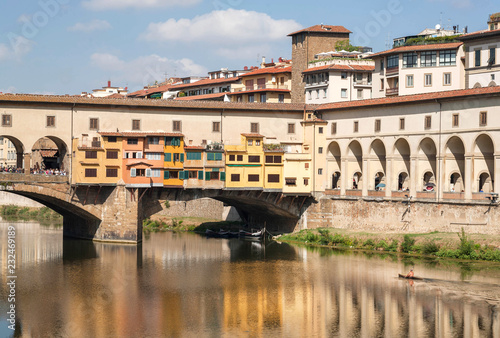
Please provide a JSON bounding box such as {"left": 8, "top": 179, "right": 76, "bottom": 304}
{"left": 227, "top": 88, "right": 290, "bottom": 95}
{"left": 174, "top": 93, "right": 226, "bottom": 101}
{"left": 105, "top": 93, "right": 127, "bottom": 99}
{"left": 288, "top": 25, "right": 352, "bottom": 36}
{"left": 241, "top": 133, "right": 264, "bottom": 138}
{"left": 0, "top": 93, "right": 309, "bottom": 112}
{"left": 303, "top": 64, "right": 375, "bottom": 74}
{"left": 239, "top": 66, "right": 292, "bottom": 77}
{"left": 457, "top": 28, "right": 500, "bottom": 40}
{"left": 170, "top": 77, "right": 240, "bottom": 90}
{"left": 316, "top": 86, "right": 500, "bottom": 111}
{"left": 40, "top": 150, "right": 58, "bottom": 157}
{"left": 370, "top": 42, "right": 463, "bottom": 58}
{"left": 99, "top": 131, "right": 184, "bottom": 137}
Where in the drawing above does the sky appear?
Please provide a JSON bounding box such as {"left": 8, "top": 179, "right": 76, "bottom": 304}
{"left": 0, "top": 0, "right": 498, "bottom": 95}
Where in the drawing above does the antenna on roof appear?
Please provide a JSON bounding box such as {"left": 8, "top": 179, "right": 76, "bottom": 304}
{"left": 385, "top": 32, "right": 392, "bottom": 50}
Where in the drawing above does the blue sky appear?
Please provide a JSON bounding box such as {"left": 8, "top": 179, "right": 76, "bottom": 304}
{"left": 0, "top": 0, "right": 498, "bottom": 95}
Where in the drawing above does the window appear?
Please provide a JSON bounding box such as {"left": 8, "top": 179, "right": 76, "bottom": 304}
{"left": 173, "top": 121, "right": 181, "bottom": 132}
{"left": 318, "top": 147, "right": 323, "bottom": 154}
{"left": 248, "top": 155, "right": 260, "bottom": 163}
{"left": 341, "top": 88, "right": 347, "bottom": 98}
{"left": 132, "top": 119, "right": 140, "bottom": 131}
{"left": 425, "top": 115, "right": 432, "bottom": 129}
{"left": 489, "top": 47, "right": 496, "bottom": 65}
{"left": 248, "top": 94, "right": 255, "bottom": 103}
{"left": 341, "top": 72, "right": 347, "bottom": 79}
{"left": 421, "top": 51, "right": 437, "bottom": 67}
{"left": 443, "top": 73, "right": 451, "bottom": 86}
{"left": 165, "top": 137, "right": 181, "bottom": 146}
{"left": 148, "top": 137, "right": 159, "bottom": 145}
{"left": 380, "top": 79, "right": 384, "bottom": 90}
{"left": 107, "top": 136, "right": 117, "bottom": 143}
{"left": 186, "top": 152, "right": 202, "bottom": 160}
{"left": 353, "top": 121, "right": 359, "bottom": 133}
{"left": 318, "top": 168, "right": 323, "bottom": 175}
{"left": 188, "top": 171, "right": 198, "bottom": 179}
{"left": 387, "top": 55, "right": 399, "bottom": 68}
{"left": 85, "top": 168, "right": 97, "bottom": 177}
{"left": 265, "top": 155, "right": 282, "bottom": 163}
{"left": 255, "top": 140, "right": 260, "bottom": 146}
{"left": 145, "top": 153, "right": 162, "bottom": 160}
{"left": 212, "top": 121, "right": 220, "bottom": 132}
{"left": 237, "top": 155, "right": 243, "bottom": 161}
{"left": 46, "top": 116, "right": 55, "bottom": 127}
{"left": 402, "top": 52, "right": 418, "bottom": 68}
{"left": 248, "top": 139, "right": 253, "bottom": 146}
{"left": 250, "top": 123, "right": 259, "bottom": 133}
{"left": 318, "top": 127, "right": 323, "bottom": 134}
{"left": 316, "top": 89, "right": 320, "bottom": 99}
{"left": 152, "top": 169, "right": 161, "bottom": 178}
{"left": 285, "top": 177, "right": 296, "bottom": 186}
{"left": 207, "top": 152, "right": 222, "bottom": 161}
{"left": 210, "top": 172, "right": 220, "bottom": 180}
{"left": 248, "top": 174, "right": 260, "bottom": 182}
{"left": 268, "top": 174, "right": 280, "bottom": 183}
{"left": 106, "top": 151, "right": 118, "bottom": 159}
{"left": 168, "top": 171, "right": 179, "bottom": 179}
{"left": 229, "top": 154, "right": 235, "bottom": 161}
{"left": 475, "top": 49, "right": 481, "bottom": 67}
{"left": 480, "top": 111, "right": 487, "bottom": 126}
{"left": 380, "top": 60, "right": 384, "bottom": 70}
{"left": 260, "top": 93, "right": 266, "bottom": 103}
{"left": 85, "top": 151, "right": 97, "bottom": 159}
{"left": 89, "top": 118, "right": 98, "bottom": 130}
{"left": 231, "top": 174, "right": 240, "bottom": 182}
{"left": 278, "top": 94, "right": 285, "bottom": 103}
{"left": 424, "top": 74, "right": 432, "bottom": 86}
{"left": 323, "top": 89, "right": 327, "bottom": 98}
{"left": 399, "top": 118, "right": 405, "bottom": 130}
{"left": 127, "top": 138, "right": 138, "bottom": 145}
{"left": 331, "top": 122, "right": 337, "bottom": 135}
{"left": 439, "top": 50, "right": 456, "bottom": 66}
{"left": 288, "top": 123, "right": 295, "bottom": 134}
{"left": 1, "top": 114, "right": 11, "bottom": 127}
{"left": 106, "top": 168, "right": 118, "bottom": 177}
{"left": 452, "top": 114, "right": 459, "bottom": 127}
{"left": 304, "top": 178, "right": 309, "bottom": 186}
{"left": 406, "top": 75, "right": 414, "bottom": 87}
{"left": 357, "top": 89, "right": 363, "bottom": 99}
{"left": 305, "top": 163, "right": 309, "bottom": 169}
{"left": 375, "top": 119, "right": 381, "bottom": 132}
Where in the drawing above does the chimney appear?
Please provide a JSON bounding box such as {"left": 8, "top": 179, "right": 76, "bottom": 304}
{"left": 244, "top": 66, "right": 248, "bottom": 70}
{"left": 108, "top": 80, "right": 111, "bottom": 87}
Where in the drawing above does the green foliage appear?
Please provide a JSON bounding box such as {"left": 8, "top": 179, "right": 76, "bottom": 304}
{"left": 458, "top": 228, "right": 475, "bottom": 257}
{"left": 335, "top": 40, "right": 360, "bottom": 52}
{"left": 403, "top": 35, "right": 461, "bottom": 47}
{"left": 305, "top": 232, "right": 320, "bottom": 243}
{"left": 388, "top": 240, "right": 399, "bottom": 252}
{"left": 363, "top": 239, "right": 375, "bottom": 249}
{"left": 0, "top": 205, "right": 61, "bottom": 221}
{"left": 164, "top": 200, "right": 170, "bottom": 209}
{"left": 401, "top": 235, "right": 416, "bottom": 253}
{"left": 422, "top": 240, "right": 440, "bottom": 255}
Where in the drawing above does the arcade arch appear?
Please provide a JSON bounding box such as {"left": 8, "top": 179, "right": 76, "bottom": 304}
{"left": 444, "top": 136, "right": 465, "bottom": 192}
{"left": 347, "top": 141, "right": 363, "bottom": 190}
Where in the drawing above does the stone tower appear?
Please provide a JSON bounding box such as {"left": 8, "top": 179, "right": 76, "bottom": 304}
{"left": 288, "top": 25, "right": 351, "bottom": 103}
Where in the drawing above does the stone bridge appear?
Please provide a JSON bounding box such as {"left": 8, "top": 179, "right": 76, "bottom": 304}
{"left": 0, "top": 173, "right": 315, "bottom": 243}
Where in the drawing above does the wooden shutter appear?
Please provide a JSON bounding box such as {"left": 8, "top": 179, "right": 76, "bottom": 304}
{"left": 164, "top": 171, "right": 170, "bottom": 179}
{"left": 198, "top": 171, "right": 204, "bottom": 180}
{"left": 130, "top": 168, "right": 136, "bottom": 177}
{"left": 220, "top": 172, "right": 226, "bottom": 181}
{"left": 205, "top": 172, "right": 211, "bottom": 181}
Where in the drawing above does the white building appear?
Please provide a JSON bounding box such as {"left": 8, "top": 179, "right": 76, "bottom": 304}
{"left": 371, "top": 42, "right": 465, "bottom": 98}
{"left": 458, "top": 12, "right": 500, "bottom": 88}
{"left": 303, "top": 56, "right": 374, "bottom": 104}
{"left": 88, "top": 81, "right": 128, "bottom": 98}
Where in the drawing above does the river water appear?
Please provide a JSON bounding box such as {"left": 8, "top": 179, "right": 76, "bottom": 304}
{"left": 1, "top": 221, "right": 500, "bottom": 337}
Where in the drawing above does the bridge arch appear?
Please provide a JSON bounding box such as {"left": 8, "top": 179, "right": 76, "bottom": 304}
{"left": 0, "top": 135, "right": 24, "bottom": 169}
{"left": 30, "top": 136, "right": 70, "bottom": 172}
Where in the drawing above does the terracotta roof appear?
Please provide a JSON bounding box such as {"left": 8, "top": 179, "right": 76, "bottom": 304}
{"left": 316, "top": 86, "right": 500, "bottom": 111}
{"left": 239, "top": 66, "right": 292, "bottom": 77}
{"left": 241, "top": 133, "right": 264, "bottom": 138}
{"left": 40, "top": 150, "right": 58, "bottom": 157}
{"left": 105, "top": 93, "right": 127, "bottom": 99}
{"left": 99, "top": 131, "right": 184, "bottom": 137}
{"left": 303, "top": 64, "right": 375, "bottom": 74}
{"left": 174, "top": 93, "right": 226, "bottom": 101}
{"left": 170, "top": 77, "right": 240, "bottom": 90}
{"left": 457, "top": 28, "right": 500, "bottom": 40}
{"left": 288, "top": 25, "right": 352, "bottom": 36}
{"left": 227, "top": 88, "right": 290, "bottom": 95}
{"left": 370, "top": 42, "right": 463, "bottom": 58}
{"left": 0, "top": 93, "right": 308, "bottom": 112}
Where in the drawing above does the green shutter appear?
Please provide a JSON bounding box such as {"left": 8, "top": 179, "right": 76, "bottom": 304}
{"left": 164, "top": 171, "right": 170, "bottom": 179}
{"left": 180, "top": 153, "right": 184, "bottom": 162}
{"left": 198, "top": 171, "right": 204, "bottom": 180}
{"left": 220, "top": 172, "right": 226, "bottom": 181}
{"left": 205, "top": 172, "right": 211, "bottom": 181}
{"left": 165, "top": 153, "right": 172, "bottom": 162}
{"left": 207, "top": 152, "right": 215, "bottom": 161}
{"left": 179, "top": 171, "right": 184, "bottom": 180}
{"left": 215, "top": 153, "right": 222, "bottom": 161}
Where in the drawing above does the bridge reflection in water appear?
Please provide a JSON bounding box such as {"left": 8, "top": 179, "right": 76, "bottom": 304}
{"left": 1, "top": 225, "right": 499, "bottom": 337}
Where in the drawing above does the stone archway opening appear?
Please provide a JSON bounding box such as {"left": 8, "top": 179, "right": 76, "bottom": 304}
{"left": 353, "top": 172, "right": 362, "bottom": 190}
{"left": 479, "top": 173, "right": 492, "bottom": 192}
{"left": 0, "top": 135, "right": 25, "bottom": 171}
{"left": 31, "top": 136, "right": 70, "bottom": 174}
{"left": 398, "top": 172, "right": 409, "bottom": 191}
{"left": 374, "top": 172, "right": 385, "bottom": 191}
{"left": 423, "top": 171, "right": 435, "bottom": 191}
{"left": 332, "top": 171, "right": 341, "bottom": 189}
{"left": 450, "top": 172, "right": 462, "bottom": 192}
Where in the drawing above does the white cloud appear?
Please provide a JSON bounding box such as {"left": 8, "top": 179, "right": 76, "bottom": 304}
{"left": 0, "top": 86, "right": 17, "bottom": 94}
{"left": 141, "top": 9, "right": 302, "bottom": 44}
{"left": 82, "top": 0, "right": 201, "bottom": 11}
{"left": 68, "top": 19, "right": 112, "bottom": 32}
{"left": 90, "top": 53, "right": 207, "bottom": 87}
{"left": 0, "top": 35, "right": 35, "bottom": 61}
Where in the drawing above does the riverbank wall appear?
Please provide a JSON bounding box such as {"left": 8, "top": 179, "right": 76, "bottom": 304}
{"left": 301, "top": 196, "right": 500, "bottom": 235}
{"left": 0, "top": 191, "right": 43, "bottom": 207}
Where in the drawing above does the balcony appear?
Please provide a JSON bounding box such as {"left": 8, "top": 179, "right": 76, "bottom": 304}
{"left": 78, "top": 140, "right": 102, "bottom": 149}
{"left": 232, "top": 84, "right": 289, "bottom": 93}
{"left": 386, "top": 66, "right": 399, "bottom": 77}
{"left": 386, "top": 87, "right": 399, "bottom": 96}
{"left": 353, "top": 80, "right": 372, "bottom": 87}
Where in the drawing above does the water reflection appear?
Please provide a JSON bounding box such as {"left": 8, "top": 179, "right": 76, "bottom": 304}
{"left": 0, "top": 222, "right": 499, "bottom": 337}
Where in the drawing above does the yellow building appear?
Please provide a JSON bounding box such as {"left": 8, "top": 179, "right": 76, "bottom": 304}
{"left": 225, "top": 134, "right": 283, "bottom": 191}
{"left": 72, "top": 133, "right": 123, "bottom": 185}
{"left": 163, "top": 134, "right": 185, "bottom": 187}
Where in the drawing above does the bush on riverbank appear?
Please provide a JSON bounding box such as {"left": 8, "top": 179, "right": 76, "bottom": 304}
{"left": 0, "top": 205, "right": 62, "bottom": 222}
{"left": 143, "top": 218, "right": 187, "bottom": 233}
{"left": 279, "top": 228, "right": 500, "bottom": 262}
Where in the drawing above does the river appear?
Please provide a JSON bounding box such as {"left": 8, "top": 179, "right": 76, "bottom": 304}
{"left": 1, "top": 221, "right": 500, "bottom": 337}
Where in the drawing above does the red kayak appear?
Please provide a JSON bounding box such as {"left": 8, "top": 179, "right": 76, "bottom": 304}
{"left": 398, "top": 274, "right": 423, "bottom": 280}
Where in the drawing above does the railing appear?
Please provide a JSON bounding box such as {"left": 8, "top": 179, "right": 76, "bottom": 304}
{"left": 353, "top": 80, "right": 372, "bottom": 86}
{"left": 0, "top": 172, "right": 68, "bottom": 183}
{"left": 79, "top": 140, "right": 102, "bottom": 148}
{"left": 386, "top": 87, "right": 399, "bottom": 96}
{"left": 232, "top": 84, "right": 289, "bottom": 92}
{"left": 386, "top": 67, "right": 399, "bottom": 76}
